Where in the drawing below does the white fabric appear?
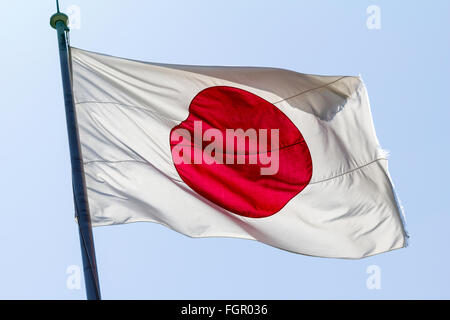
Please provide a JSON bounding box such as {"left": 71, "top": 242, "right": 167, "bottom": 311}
{"left": 70, "top": 47, "right": 407, "bottom": 258}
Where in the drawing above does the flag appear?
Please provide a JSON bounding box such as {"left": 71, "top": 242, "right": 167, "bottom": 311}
{"left": 70, "top": 47, "right": 407, "bottom": 258}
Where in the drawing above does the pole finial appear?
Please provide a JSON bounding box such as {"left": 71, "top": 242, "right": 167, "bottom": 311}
{"left": 50, "top": 0, "right": 69, "bottom": 29}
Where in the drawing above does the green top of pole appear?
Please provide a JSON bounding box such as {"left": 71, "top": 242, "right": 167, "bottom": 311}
{"left": 50, "top": 0, "right": 69, "bottom": 29}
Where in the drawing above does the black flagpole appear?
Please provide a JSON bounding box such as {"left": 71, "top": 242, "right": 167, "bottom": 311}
{"left": 50, "top": 1, "right": 101, "bottom": 300}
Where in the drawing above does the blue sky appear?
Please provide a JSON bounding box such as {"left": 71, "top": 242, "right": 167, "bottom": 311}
{"left": 0, "top": 0, "right": 449, "bottom": 299}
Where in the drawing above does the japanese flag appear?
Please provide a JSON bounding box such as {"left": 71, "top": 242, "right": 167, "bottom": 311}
{"left": 70, "top": 47, "right": 407, "bottom": 258}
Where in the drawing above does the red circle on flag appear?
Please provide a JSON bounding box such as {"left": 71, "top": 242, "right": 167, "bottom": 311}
{"left": 170, "top": 86, "right": 312, "bottom": 218}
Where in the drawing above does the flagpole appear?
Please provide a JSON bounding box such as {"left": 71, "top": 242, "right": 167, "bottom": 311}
{"left": 50, "top": 2, "right": 101, "bottom": 300}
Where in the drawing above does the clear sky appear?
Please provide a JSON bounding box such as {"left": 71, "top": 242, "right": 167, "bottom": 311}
{"left": 0, "top": 0, "right": 449, "bottom": 299}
